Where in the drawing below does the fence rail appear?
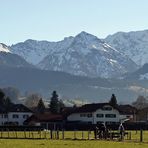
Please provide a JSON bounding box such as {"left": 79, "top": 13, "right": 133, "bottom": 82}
{"left": 0, "top": 125, "right": 148, "bottom": 142}
{"left": 0, "top": 130, "right": 147, "bottom": 142}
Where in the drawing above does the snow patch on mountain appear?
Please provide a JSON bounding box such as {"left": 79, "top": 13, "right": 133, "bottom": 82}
{"left": 38, "top": 31, "right": 138, "bottom": 78}
{"left": 11, "top": 37, "right": 74, "bottom": 65}
{"left": 0, "top": 43, "right": 11, "bottom": 53}
{"left": 0, "top": 43, "right": 33, "bottom": 68}
{"left": 105, "top": 30, "right": 148, "bottom": 66}
{"left": 10, "top": 31, "right": 138, "bottom": 78}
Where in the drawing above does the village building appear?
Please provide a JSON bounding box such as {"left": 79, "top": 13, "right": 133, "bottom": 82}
{"left": 24, "top": 112, "right": 64, "bottom": 130}
{"left": 0, "top": 104, "right": 33, "bottom": 126}
{"left": 24, "top": 112, "right": 63, "bottom": 126}
{"left": 66, "top": 103, "right": 135, "bottom": 124}
{"left": 117, "top": 104, "right": 137, "bottom": 122}
{"left": 20, "top": 102, "right": 138, "bottom": 129}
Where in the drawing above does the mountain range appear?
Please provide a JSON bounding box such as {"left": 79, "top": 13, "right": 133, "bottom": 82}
{"left": 10, "top": 31, "right": 138, "bottom": 78}
{"left": 1, "top": 29, "right": 148, "bottom": 102}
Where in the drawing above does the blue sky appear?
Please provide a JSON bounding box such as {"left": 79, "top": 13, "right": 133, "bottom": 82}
{"left": 1, "top": 0, "right": 148, "bottom": 45}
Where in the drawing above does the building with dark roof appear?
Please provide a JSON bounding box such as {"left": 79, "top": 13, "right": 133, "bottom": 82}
{"left": 67, "top": 103, "right": 135, "bottom": 124}
{"left": 24, "top": 112, "right": 64, "bottom": 127}
{"left": 136, "top": 107, "right": 148, "bottom": 122}
{"left": 0, "top": 104, "right": 33, "bottom": 126}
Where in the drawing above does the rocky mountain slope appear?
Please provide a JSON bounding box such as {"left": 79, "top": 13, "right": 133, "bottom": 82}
{"left": 105, "top": 30, "right": 148, "bottom": 66}
{"left": 125, "top": 63, "right": 148, "bottom": 80}
{"left": 0, "top": 65, "right": 147, "bottom": 103}
{"left": 0, "top": 43, "right": 10, "bottom": 53}
{"left": 10, "top": 32, "right": 138, "bottom": 78}
{"left": 0, "top": 43, "right": 33, "bottom": 68}
{"left": 11, "top": 37, "right": 74, "bottom": 65}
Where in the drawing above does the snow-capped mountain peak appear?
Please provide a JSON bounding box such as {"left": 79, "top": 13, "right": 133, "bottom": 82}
{"left": 72, "top": 32, "right": 119, "bottom": 54}
{"left": 0, "top": 43, "right": 33, "bottom": 68}
{"left": 74, "top": 31, "right": 103, "bottom": 46}
{"left": 0, "top": 43, "right": 11, "bottom": 53}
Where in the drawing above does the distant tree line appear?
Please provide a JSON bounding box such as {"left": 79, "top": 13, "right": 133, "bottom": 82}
{"left": 0, "top": 89, "right": 13, "bottom": 109}
{"left": 23, "top": 91, "right": 148, "bottom": 113}
{"left": 25, "top": 93, "right": 41, "bottom": 108}
{"left": 2, "top": 87, "right": 20, "bottom": 103}
{"left": 108, "top": 93, "right": 148, "bottom": 110}
{"left": 24, "top": 90, "right": 65, "bottom": 114}
{"left": 132, "top": 95, "right": 148, "bottom": 109}
{"left": 2, "top": 85, "right": 148, "bottom": 114}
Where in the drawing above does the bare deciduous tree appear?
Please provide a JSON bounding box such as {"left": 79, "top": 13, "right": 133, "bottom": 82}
{"left": 25, "top": 93, "right": 41, "bottom": 108}
{"left": 132, "top": 96, "right": 148, "bottom": 109}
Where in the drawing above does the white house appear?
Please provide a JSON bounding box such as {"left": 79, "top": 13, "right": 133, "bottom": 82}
{"left": 67, "top": 103, "right": 134, "bottom": 124}
{"left": 0, "top": 104, "right": 33, "bottom": 126}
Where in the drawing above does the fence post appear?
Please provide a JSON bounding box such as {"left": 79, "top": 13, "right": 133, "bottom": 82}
{"left": 50, "top": 130, "right": 53, "bottom": 139}
{"left": 129, "top": 132, "right": 131, "bottom": 140}
{"left": 140, "top": 129, "right": 143, "bottom": 142}
{"left": 44, "top": 131, "right": 46, "bottom": 139}
{"left": 88, "top": 130, "right": 90, "bottom": 140}
{"left": 54, "top": 123, "right": 56, "bottom": 139}
{"left": 62, "top": 129, "right": 64, "bottom": 140}
{"left": 54, "top": 130, "right": 56, "bottom": 139}
{"left": 7, "top": 128, "right": 9, "bottom": 138}
{"left": 24, "top": 129, "right": 26, "bottom": 139}
{"left": 16, "top": 131, "right": 18, "bottom": 139}
{"left": 1, "top": 129, "right": 3, "bottom": 138}
{"left": 29, "top": 131, "right": 31, "bottom": 138}
{"left": 57, "top": 129, "right": 59, "bottom": 139}
{"left": 32, "top": 132, "right": 34, "bottom": 139}
{"left": 82, "top": 131, "right": 84, "bottom": 140}
{"left": 74, "top": 130, "right": 76, "bottom": 139}
{"left": 40, "top": 130, "right": 42, "bottom": 139}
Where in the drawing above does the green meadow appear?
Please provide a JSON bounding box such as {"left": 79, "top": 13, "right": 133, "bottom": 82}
{"left": 0, "top": 139, "right": 148, "bottom": 148}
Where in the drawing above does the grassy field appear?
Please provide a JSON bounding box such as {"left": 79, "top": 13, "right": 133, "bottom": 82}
{"left": 0, "top": 139, "right": 148, "bottom": 148}
{"left": 0, "top": 131, "right": 148, "bottom": 148}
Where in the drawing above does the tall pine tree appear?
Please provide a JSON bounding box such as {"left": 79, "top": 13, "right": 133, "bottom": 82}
{"left": 109, "top": 94, "right": 117, "bottom": 107}
{"left": 37, "top": 98, "right": 45, "bottom": 113}
{"left": 0, "top": 89, "right": 13, "bottom": 110}
{"left": 59, "top": 99, "right": 65, "bottom": 112}
{"left": 0, "top": 89, "right": 5, "bottom": 105}
{"left": 49, "top": 91, "right": 64, "bottom": 114}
